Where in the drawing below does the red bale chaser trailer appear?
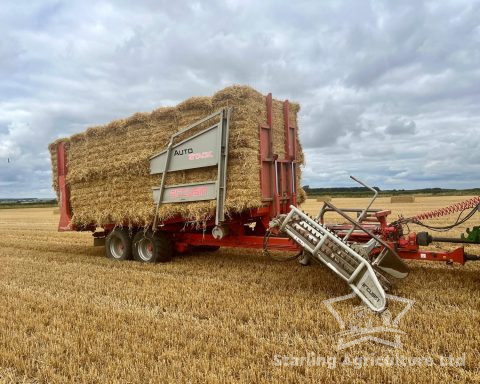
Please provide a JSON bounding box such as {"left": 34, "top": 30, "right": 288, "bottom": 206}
{"left": 54, "top": 93, "right": 480, "bottom": 313}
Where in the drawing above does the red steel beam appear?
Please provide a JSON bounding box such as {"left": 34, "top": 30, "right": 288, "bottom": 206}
{"left": 177, "top": 232, "right": 299, "bottom": 252}
{"left": 283, "top": 100, "right": 297, "bottom": 207}
{"left": 266, "top": 92, "right": 273, "bottom": 128}
{"left": 397, "top": 247, "right": 465, "bottom": 265}
{"left": 57, "top": 141, "right": 72, "bottom": 231}
{"left": 283, "top": 100, "right": 295, "bottom": 159}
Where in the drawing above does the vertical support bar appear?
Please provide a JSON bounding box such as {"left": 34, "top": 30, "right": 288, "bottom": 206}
{"left": 259, "top": 125, "right": 272, "bottom": 200}
{"left": 266, "top": 93, "right": 273, "bottom": 130}
{"left": 259, "top": 94, "right": 274, "bottom": 201}
{"left": 291, "top": 162, "right": 297, "bottom": 206}
{"left": 274, "top": 160, "right": 281, "bottom": 215}
{"left": 57, "top": 142, "right": 72, "bottom": 231}
{"left": 152, "top": 140, "right": 174, "bottom": 229}
{"left": 283, "top": 100, "right": 298, "bottom": 208}
{"left": 266, "top": 93, "right": 279, "bottom": 217}
{"left": 283, "top": 100, "right": 291, "bottom": 158}
{"left": 274, "top": 160, "right": 279, "bottom": 194}
{"left": 280, "top": 161, "right": 286, "bottom": 211}
{"left": 215, "top": 108, "right": 230, "bottom": 225}
{"left": 283, "top": 100, "right": 296, "bottom": 160}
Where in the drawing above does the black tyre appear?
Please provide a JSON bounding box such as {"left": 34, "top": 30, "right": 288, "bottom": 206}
{"left": 132, "top": 230, "right": 173, "bottom": 263}
{"left": 193, "top": 245, "right": 220, "bottom": 252}
{"left": 105, "top": 228, "right": 133, "bottom": 260}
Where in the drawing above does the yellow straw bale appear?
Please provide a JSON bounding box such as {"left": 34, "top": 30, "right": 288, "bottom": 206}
{"left": 391, "top": 195, "right": 415, "bottom": 203}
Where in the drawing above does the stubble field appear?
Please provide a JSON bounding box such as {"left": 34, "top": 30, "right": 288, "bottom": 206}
{"left": 0, "top": 196, "right": 479, "bottom": 383}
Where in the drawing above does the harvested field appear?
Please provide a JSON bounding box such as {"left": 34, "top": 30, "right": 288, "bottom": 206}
{"left": 391, "top": 195, "right": 415, "bottom": 203}
{"left": 48, "top": 85, "right": 305, "bottom": 228}
{"left": 0, "top": 196, "right": 479, "bottom": 383}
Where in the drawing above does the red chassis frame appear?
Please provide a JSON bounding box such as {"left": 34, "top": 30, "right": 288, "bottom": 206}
{"left": 322, "top": 210, "right": 467, "bottom": 264}
{"left": 55, "top": 94, "right": 468, "bottom": 264}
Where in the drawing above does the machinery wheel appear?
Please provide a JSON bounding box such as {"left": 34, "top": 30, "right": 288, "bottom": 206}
{"left": 132, "top": 230, "right": 173, "bottom": 263}
{"left": 193, "top": 245, "right": 220, "bottom": 252}
{"left": 105, "top": 228, "right": 133, "bottom": 260}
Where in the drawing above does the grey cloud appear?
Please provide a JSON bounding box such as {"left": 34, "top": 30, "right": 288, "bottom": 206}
{"left": 300, "top": 100, "right": 365, "bottom": 148}
{"left": 385, "top": 117, "right": 416, "bottom": 135}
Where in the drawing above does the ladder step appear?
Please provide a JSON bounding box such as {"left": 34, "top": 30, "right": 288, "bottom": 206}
{"left": 280, "top": 206, "right": 388, "bottom": 312}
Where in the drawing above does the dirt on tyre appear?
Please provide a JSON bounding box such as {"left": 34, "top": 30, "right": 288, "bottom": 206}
{"left": 132, "top": 230, "right": 173, "bottom": 263}
{"left": 105, "top": 228, "right": 133, "bottom": 260}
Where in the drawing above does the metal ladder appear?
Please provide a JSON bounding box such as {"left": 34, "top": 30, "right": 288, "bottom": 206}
{"left": 276, "top": 206, "right": 388, "bottom": 312}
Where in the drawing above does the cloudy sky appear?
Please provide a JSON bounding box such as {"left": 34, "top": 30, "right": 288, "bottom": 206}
{"left": 1, "top": 0, "right": 479, "bottom": 198}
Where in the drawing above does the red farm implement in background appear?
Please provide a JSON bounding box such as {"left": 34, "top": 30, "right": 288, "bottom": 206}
{"left": 55, "top": 92, "right": 480, "bottom": 313}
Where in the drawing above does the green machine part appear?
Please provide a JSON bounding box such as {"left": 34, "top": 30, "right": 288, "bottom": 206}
{"left": 461, "top": 226, "right": 480, "bottom": 243}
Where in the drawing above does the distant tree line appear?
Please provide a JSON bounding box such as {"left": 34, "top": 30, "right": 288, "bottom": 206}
{"left": 0, "top": 198, "right": 57, "bottom": 209}
{"left": 303, "top": 186, "right": 480, "bottom": 198}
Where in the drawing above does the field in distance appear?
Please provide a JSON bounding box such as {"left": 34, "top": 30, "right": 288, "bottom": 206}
{"left": 0, "top": 196, "right": 479, "bottom": 383}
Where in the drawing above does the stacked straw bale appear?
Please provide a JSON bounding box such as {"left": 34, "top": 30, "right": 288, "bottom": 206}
{"left": 390, "top": 196, "right": 415, "bottom": 203}
{"left": 49, "top": 85, "right": 305, "bottom": 227}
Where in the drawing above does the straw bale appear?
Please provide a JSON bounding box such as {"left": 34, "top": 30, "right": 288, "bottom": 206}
{"left": 272, "top": 100, "right": 286, "bottom": 158}
{"left": 391, "top": 195, "right": 415, "bottom": 203}
{"left": 49, "top": 85, "right": 305, "bottom": 227}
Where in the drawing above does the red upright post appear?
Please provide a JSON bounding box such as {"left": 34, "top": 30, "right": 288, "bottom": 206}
{"left": 283, "top": 100, "right": 297, "bottom": 207}
{"left": 266, "top": 93, "right": 281, "bottom": 216}
{"left": 57, "top": 142, "right": 72, "bottom": 231}
{"left": 266, "top": 93, "right": 273, "bottom": 129}
{"left": 259, "top": 93, "right": 280, "bottom": 217}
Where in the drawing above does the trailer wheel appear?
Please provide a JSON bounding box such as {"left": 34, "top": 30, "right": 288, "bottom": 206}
{"left": 132, "top": 230, "right": 173, "bottom": 263}
{"left": 105, "top": 228, "right": 132, "bottom": 260}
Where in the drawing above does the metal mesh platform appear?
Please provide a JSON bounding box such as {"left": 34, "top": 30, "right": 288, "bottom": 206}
{"left": 278, "top": 206, "right": 387, "bottom": 312}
